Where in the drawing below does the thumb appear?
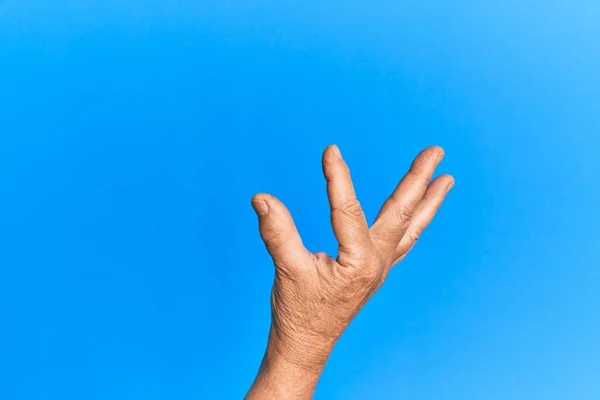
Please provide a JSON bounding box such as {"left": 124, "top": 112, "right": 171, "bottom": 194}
{"left": 251, "top": 193, "right": 309, "bottom": 272}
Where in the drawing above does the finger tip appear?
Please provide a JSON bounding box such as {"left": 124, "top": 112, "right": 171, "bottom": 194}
{"left": 431, "top": 145, "right": 445, "bottom": 161}
{"left": 251, "top": 192, "right": 268, "bottom": 202}
{"left": 251, "top": 192, "right": 274, "bottom": 206}
{"left": 416, "top": 146, "right": 445, "bottom": 165}
{"left": 251, "top": 194, "right": 271, "bottom": 216}
{"left": 324, "top": 144, "right": 341, "bottom": 158}
{"left": 445, "top": 175, "right": 455, "bottom": 190}
{"left": 322, "top": 145, "right": 344, "bottom": 175}
{"left": 430, "top": 174, "right": 455, "bottom": 192}
{"left": 251, "top": 193, "right": 288, "bottom": 214}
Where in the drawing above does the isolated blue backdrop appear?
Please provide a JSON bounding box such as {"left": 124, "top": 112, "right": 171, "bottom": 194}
{"left": 1, "top": 2, "right": 599, "bottom": 399}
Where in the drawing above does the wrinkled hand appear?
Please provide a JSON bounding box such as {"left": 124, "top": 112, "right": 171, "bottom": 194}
{"left": 247, "top": 145, "right": 454, "bottom": 399}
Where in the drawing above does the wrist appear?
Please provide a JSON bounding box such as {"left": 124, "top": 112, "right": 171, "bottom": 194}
{"left": 246, "top": 328, "right": 334, "bottom": 399}
{"left": 268, "top": 327, "right": 336, "bottom": 371}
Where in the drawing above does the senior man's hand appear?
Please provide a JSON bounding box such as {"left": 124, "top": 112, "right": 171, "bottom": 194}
{"left": 246, "top": 145, "right": 454, "bottom": 399}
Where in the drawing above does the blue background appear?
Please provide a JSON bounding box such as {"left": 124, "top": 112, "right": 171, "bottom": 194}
{"left": 1, "top": 2, "right": 599, "bottom": 399}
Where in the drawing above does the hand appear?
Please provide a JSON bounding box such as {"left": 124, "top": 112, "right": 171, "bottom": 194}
{"left": 246, "top": 145, "right": 454, "bottom": 399}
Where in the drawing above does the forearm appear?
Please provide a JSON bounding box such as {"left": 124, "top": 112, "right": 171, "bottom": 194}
{"left": 246, "top": 351, "right": 320, "bottom": 399}
{"left": 246, "top": 331, "right": 331, "bottom": 399}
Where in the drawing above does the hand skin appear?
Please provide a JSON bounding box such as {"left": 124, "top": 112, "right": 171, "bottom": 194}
{"left": 245, "top": 145, "right": 454, "bottom": 399}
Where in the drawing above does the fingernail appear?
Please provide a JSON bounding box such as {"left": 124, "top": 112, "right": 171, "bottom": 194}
{"left": 437, "top": 149, "right": 445, "bottom": 162}
{"left": 446, "top": 180, "right": 455, "bottom": 192}
{"left": 331, "top": 145, "right": 342, "bottom": 159}
{"left": 252, "top": 199, "right": 269, "bottom": 216}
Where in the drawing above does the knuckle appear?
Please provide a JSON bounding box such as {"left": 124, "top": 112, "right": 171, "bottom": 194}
{"left": 402, "top": 167, "right": 432, "bottom": 188}
{"left": 264, "top": 224, "right": 290, "bottom": 246}
{"left": 406, "top": 170, "right": 432, "bottom": 187}
{"left": 339, "top": 265, "right": 380, "bottom": 295}
{"left": 407, "top": 230, "right": 421, "bottom": 244}
{"left": 352, "top": 254, "right": 383, "bottom": 283}
{"left": 359, "top": 264, "right": 381, "bottom": 285}
{"left": 417, "top": 173, "right": 433, "bottom": 187}
{"left": 340, "top": 199, "right": 364, "bottom": 218}
{"left": 391, "top": 203, "right": 414, "bottom": 225}
{"left": 352, "top": 266, "right": 383, "bottom": 295}
{"left": 337, "top": 245, "right": 370, "bottom": 268}
{"left": 407, "top": 225, "right": 424, "bottom": 243}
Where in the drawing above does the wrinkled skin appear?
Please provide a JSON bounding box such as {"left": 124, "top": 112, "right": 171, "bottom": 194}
{"left": 246, "top": 145, "right": 454, "bottom": 399}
